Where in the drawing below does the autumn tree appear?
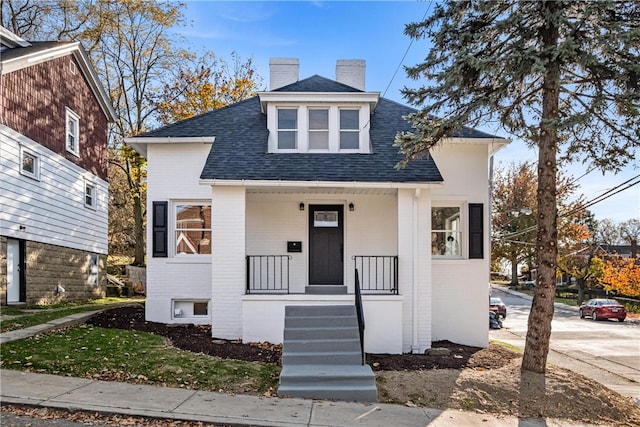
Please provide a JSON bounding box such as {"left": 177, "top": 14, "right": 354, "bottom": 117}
{"left": 491, "top": 162, "right": 537, "bottom": 285}
{"left": 4, "top": 1, "right": 262, "bottom": 265}
{"left": 397, "top": 1, "right": 639, "bottom": 373}
{"left": 557, "top": 211, "right": 602, "bottom": 304}
{"left": 601, "top": 256, "right": 640, "bottom": 297}
{"left": 155, "top": 51, "right": 262, "bottom": 125}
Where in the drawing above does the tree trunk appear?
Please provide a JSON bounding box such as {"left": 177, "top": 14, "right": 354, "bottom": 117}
{"left": 522, "top": 0, "right": 560, "bottom": 374}
{"left": 133, "top": 191, "right": 145, "bottom": 266}
{"left": 577, "top": 279, "right": 586, "bottom": 306}
{"left": 510, "top": 253, "right": 519, "bottom": 286}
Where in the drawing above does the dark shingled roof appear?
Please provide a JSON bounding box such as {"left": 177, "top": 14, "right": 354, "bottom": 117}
{"left": 139, "top": 75, "right": 501, "bottom": 183}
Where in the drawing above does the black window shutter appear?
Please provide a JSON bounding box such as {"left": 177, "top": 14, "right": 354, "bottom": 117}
{"left": 152, "top": 201, "right": 168, "bottom": 257}
{"left": 469, "top": 203, "right": 484, "bottom": 259}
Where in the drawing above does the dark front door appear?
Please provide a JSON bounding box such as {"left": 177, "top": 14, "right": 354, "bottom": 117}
{"left": 309, "top": 205, "right": 344, "bottom": 285}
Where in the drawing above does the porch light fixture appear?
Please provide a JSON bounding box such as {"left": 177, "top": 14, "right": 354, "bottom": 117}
{"left": 299, "top": 202, "right": 305, "bottom": 211}
{"left": 348, "top": 202, "right": 355, "bottom": 212}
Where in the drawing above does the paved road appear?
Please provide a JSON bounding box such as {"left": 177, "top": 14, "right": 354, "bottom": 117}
{"left": 490, "top": 286, "right": 640, "bottom": 403}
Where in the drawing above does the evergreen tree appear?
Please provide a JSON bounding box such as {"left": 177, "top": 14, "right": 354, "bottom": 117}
{"left": 397, "top": 1, "right": 639, "bottom": 373}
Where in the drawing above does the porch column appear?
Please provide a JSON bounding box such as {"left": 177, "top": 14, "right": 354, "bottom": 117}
{"left": 210, "top": 185, "right": 246, "bottom": 339}
{"left": 398, "top": 188, "right": 432, "bottom": 353}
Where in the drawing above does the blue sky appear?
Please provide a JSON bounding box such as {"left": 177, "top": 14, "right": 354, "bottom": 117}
{"left": 178, "top": 1, "right": 639, "bottom": 225}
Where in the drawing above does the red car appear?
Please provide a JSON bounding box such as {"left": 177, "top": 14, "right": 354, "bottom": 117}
{"left": 490, "top": 297, "right": 507, "bottom": 319}
{"left": 579, "top": 299, "right": 626, "bottom": 322}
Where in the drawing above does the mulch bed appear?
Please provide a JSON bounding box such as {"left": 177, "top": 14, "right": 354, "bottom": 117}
{"left": 87, "top": 304, "right": 518, "bottom": 371}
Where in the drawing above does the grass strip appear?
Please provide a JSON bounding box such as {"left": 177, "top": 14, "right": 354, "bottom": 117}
{"left": 0, "top": 298, "right": 144, "bottom": 333}
{"left": 0, "top": 325, "right": 280, "bottom": 395}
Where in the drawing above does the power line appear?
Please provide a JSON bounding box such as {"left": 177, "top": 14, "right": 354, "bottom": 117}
{"left": 381, "top": 2, "right": 434, "bottom": 101}
{"left": 494, "top": 175, "right": 640, "bottom": 241}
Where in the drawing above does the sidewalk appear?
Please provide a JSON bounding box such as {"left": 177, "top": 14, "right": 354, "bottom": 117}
{"left": 1, "top": 369, "right": 599, "bottom": 427}
{"left": 0, "top": 305, "right": 612, "bottom": 427}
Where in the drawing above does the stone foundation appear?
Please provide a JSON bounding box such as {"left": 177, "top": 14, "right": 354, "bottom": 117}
{"left": 0, "top": 236, "right": 106, "bottom": 305}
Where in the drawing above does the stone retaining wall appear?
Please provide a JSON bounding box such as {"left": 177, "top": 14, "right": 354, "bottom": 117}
{"left": 0, "top": 237, "right": 106, "bottom": 305}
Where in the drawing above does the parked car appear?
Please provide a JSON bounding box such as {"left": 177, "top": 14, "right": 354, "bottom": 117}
{"left": 490, "top": 297, "right": 507, "bottom": 319}
{"left": 579, "top": 299, "right": 626, "bottom": 322}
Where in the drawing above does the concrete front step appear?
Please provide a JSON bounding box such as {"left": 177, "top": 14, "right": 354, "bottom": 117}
{"left": 279, "top": 364, "right": 375, "bottom": 385}
{"left": 278, "top": 364, "right": 377, "bottom": 402}
{"left": 282, "top": 350, "right": 363, "bottom": 365}
{"left": 284, "top": 326, "right": 359, "bottom": 340}
{"left": 304, "top": 285, "right": 348, "bottom": 294}
{"left": 283, "top": 337, "right": 361, "bottom": 353}
{"left": 279, "top": 304, "right": 376, "bottom": 402}
{"left": 285, "top": 305, "right": 355, "bottom": 316}
{"left": 285, "top": 315, "right": 358, "bottom": 328}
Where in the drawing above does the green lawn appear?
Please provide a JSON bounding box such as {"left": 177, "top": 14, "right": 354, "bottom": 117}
{"left": 0, "top": 325, "right": 279, "bottom": 395}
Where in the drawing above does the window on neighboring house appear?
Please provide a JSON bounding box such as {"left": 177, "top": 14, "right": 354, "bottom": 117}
{"left": 308, "top": 108, "right": 329, "bottom": 149}
{"left": 20, "top": 147, "right": 40, "bottom": 180}
{"left": 66, "top": 108, "right": 80, "bottom": 155}
{"left": 84, "top": 181, "right": 96, "bottom": 209}
{"left": 277, "top": 108, "right": 297, "bottom": 149}
{"left": 175, "top": 204, "right": 212, "bottom": 255}
{"left": 339, "top": 109, "right": 360, "bottom": 149}
{"left": 431, "top": 206, "right": 462, "bottom": 257}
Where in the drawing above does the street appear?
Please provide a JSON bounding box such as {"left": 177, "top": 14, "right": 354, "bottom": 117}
{"left": 490, "top": 285, "right": 640, "bottom": 403}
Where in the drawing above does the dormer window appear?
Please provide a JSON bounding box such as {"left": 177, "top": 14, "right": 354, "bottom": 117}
{"left": 267, "top": 104, "right": 372, "bottom": 153}
{"left": 340, "top": 109, "right": 359, "bottom": 149}
{"left": 277, "top": 108, "right": 297, "bottom": 149}
{"left": 308, "top": 108, "right": 329, "bottom": 149}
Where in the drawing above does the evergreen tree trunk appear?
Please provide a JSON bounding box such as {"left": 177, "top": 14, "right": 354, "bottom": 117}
{"left": 522, "top": 0, "right": 560, "bottom": 374}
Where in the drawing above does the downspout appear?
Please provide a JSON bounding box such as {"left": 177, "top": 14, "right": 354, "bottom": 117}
{"left": 412, "top": 188, "right": 421, "bottom": 353}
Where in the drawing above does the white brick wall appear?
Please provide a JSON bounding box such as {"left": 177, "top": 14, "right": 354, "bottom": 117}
{"left": 269, "top": 58, "right": 299, "bottom": 90}
{"left": 211, "top": 185, "right": 246, "bottom": 339}
{"left": 335, "top": 59, "right": 366, "bottom": 90}
{"left": 144, "top": 142, "right": 213, "bottom": 324}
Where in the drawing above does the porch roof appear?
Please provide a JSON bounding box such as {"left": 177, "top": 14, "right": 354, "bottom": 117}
{"left": 135, "top": 75, "right": 504, "bottom": 183}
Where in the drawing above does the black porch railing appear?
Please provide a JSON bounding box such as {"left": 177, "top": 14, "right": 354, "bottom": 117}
{"left": 352, "top": 255, "right": 398, "bottom": 294}
{"left": 354, "top": 268, "right": 365, "bottom": 365}
{"left": 246, "top": 255, "right": 291, "bottom": 294}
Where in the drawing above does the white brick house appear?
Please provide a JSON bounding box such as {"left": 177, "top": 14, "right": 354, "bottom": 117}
{"left": 127, "top": 58, "right": 509, "bottom": 354}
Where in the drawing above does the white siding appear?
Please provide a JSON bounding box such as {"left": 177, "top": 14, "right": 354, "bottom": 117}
{"left": 0, "top": 125, "right": 107, "bottom": 254}
{"left": 144, "top": 142, "right": 213, "bottom": 324}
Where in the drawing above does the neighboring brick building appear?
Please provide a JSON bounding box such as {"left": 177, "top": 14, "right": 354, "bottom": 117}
{"left": 0, "top": 27, "right": 116, "bottom": 305}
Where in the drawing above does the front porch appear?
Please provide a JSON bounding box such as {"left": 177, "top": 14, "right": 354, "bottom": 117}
{"left": 210, "top": 185, "right": 433, "bottom": 354}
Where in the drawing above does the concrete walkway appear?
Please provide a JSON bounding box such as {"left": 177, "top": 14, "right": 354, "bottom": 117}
{"left": 0, "top": 302, "right": 618, "bottom": 426}
{"left": 1, "top": 369, "right": 601, "bottom": 427}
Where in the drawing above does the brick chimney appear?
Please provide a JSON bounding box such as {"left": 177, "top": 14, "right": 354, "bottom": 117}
{"left": 269, "top": 58, "right": 299, "bottom": 90}
{"left": 335, "top": 59, "right": 366, "bottom": 91}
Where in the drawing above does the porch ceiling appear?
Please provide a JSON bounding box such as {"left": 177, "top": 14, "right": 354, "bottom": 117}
{"left": 246, "top": 186, "right": 397, "bottom": 195}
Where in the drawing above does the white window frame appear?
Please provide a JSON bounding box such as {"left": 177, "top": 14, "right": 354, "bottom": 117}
{"left": 66, "top": 107, "right": 80, "bottom": 156}
{"left": 172, "top": 201, "right": 212, "bottom": 257}
{"left": 277, "top": 107, "right": 298, "bottom": 150}
{"left": 308, "top": 107, "right": 329, "bottom": 150}
{"left": 431, "top": 202, "right": 465, "bottom": 259}
{"left": 172, "top": 300, "right": 210, "bottom": 319}
{"left": 339, "top": 108, "right": 360, "bottom": 150}
{"left": 19, "top": 146, "right": 40, "bottom": 180}
{"left": 84, "top": 180, "right": 96, "bottom": 209}
{"left": 269, "top": 104, "right": 369, "bottom": 153}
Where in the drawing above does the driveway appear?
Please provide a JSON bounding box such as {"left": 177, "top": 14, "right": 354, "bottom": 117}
{"left": 490, "top": 285, "right": 640, "bottom": 404}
